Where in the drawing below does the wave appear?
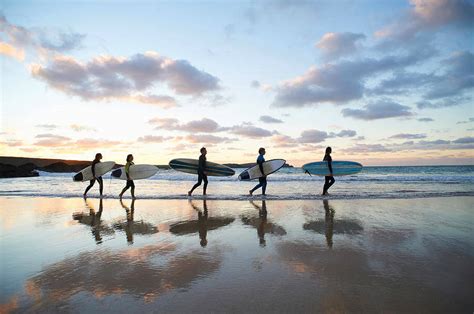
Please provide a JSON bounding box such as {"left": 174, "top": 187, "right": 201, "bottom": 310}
{"left": 1, "top": 191, "right": 473, "bottom": 200}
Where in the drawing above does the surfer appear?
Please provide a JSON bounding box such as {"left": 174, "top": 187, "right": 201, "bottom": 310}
{"left": 188, "top": 147, "right": 208, "bottom": 196}
{"left": 249, "top": 147, "right": 267, "bottom": 196}
{"left": 322, "top": 147, "right": 335, "bottom": 195}
{"left": 83, "top": 153, "right": 104, "bottom": 198}
{"left": 119, "top": 154, "right": 135, "bottom": 199}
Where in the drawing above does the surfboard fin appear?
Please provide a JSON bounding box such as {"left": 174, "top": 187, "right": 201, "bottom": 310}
{"left": 304, "top": 170, "right": 312, "bottom": 177}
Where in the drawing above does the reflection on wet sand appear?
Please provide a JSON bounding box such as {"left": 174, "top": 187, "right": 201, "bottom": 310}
{"left": 113, "top": 200, "right": 159, "bottom": 244}
{"left": 242, "top": 200, "right": 287, "bottom": 247}
{"left": 18, "top": 243, "right": 223, "bottom": 311}
{"left": 303, "top": 199, "right": 363, "bottom": 248}
{"left": 169, "top": 200, "right": 235, "bottom": 247}
{"left": 72, "top": 199, "right": 114, "bottom": 244}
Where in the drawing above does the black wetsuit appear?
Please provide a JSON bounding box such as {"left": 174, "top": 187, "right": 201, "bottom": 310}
{"left": 323, "top": 154, "right": 335, "bottom": 194}
{"left": 84, "top": 159, "right": 103, "bottom": 196}
{"left": 190, "top": 154, "right": 208, "bottom": 194}
{"left": 250, "top": 154, "right": 267, "bottom": 195}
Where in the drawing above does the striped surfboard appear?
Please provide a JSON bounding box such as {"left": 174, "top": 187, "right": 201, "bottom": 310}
{"left": 169, "top": 158, "right": 235, "bottom": 177}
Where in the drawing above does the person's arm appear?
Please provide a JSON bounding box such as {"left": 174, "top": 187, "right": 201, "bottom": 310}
{"left": 258, "top": 157, "right": 265, "bottom": 176}
{"left": 92, "top": 160, "right": 97, "bottom": 178}
{"left": 327, "top": 156, "right": 333, "bottom": 175}
{"left": 125, "top": 162, "right": 131, "bottom": 180}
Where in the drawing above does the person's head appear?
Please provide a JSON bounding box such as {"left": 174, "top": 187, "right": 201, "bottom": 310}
{"left": 325, "top": 147, "right": 332, "bottom": 155}
{"left": 126, "top": 154, "right": 133, "bottom": 162}
{"left": 259, "top": 147, "right": 266, "bottom": 155}
{"left": 95, "top": 153, "right": 102, "bottom": 160}
{"left": 200, "top": 147, "right": 207, "bottom": 155}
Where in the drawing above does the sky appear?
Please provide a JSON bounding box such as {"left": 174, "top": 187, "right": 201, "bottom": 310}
{"left": 0, "top": 0, "right": 473, "bottom": 166}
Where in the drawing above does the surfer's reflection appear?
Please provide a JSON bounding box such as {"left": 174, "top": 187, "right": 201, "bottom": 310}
{"left": 323, "top": 199, "right": 335, "bottom": 248}
{"left": 73, "top": 198, "right": 113, "bottom": 244}
{"left": 303, "top": 200, "right": 363, "bottom": 248}
{"left": 243, "top": 200, "right": 286, "bottom": 247}
{"left": 169, "top": 200, "right": 234, "bottom": 247}
{"left": 190, "top": 199, "right": 209, "bottom": 247}
{"left": 114, "top": 199, "right": 158, "bottom": 244}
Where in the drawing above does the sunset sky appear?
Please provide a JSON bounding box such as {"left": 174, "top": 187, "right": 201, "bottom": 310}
{"left": 1, "top": 0, "right": 473, "bottom": 166}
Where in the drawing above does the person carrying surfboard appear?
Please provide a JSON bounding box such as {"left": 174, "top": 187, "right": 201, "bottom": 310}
{"left": 188, "top": 147, "right": 208, "bottom": 196}
{"left": 322, "top": 147, "right": 335, "bottom": 195}
{"left": 83, "top": 153, "right": 104, "bottom": 198}
{"left": 119, "top": 154, "right": 136, "bottom": 199}
{"left": 249, "top": 148, "right": 267, "bottom": 196}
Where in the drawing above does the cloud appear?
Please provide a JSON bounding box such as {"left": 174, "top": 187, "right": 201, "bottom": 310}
{"left": 343, "top": 144, "right": 392, "bottom": 153}
{"left": 149, "top": 117, "right": 226, "bottom": 133}
{"left": 298, "top": 129, "right": 329, "bottom": 143}
{"left": 137, "top": 135, "right": 171, "bottom": 143}
{"left": 31, "top": 52, "right": 220, "bottom": 107}
{"left": 271, "top": 50, "right": 433, "bottom": 108}
{"left": 34, "top": 133, "right": 71, "bottom": 146}
{"left": 332, "top": 129, "right": 357, "bottom": 138}
{"left": 0, "top": 139, "right": 22, "bottom": 147}
{"left": 229, "top": 124, "right": 274, "bottom": 138}
{"left": 375, "top": 0, "right": 474, "bottom": 42}
{"left": 452, "top": 136, "right": 474, "bottom": 144}
{"left": 259, "top": 115, "right": 283, "bottom": 124}
{"left": 341, "top": 100, "right": 413, "bottom": 120}
{"left": 416, "top": 96, "right": 471, "bottom": 109}
{"left": 315, "top": 32, "right": 365, "bottom": 60}
{"left": 457, "top": 117, "right": 474, "bottom": 124}
{"left": 183, "top": 134, "right": 236, "bottom": 144}
{"left": 389, "top": 133, "right": 427, "bottom": 139}
{"left": 0, "top": 14, "right": 85, "bottom": 60}
{"left": 35, "top": 124, "right": 58, "bottom": 130}
{"left": 251, "top": 80, "right": 260, "bottom": 88}
{"left": 418, "top": 117, "right": 434, "bottom": 122}
{"left": 70, "top": 124, "right": 97, "bottom": 132}
{"left": 0, "top": 41, "right": 24, "bottom": 61}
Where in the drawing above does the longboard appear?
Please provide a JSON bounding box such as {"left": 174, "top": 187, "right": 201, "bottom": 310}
{"left": 169, "top": 158, "right": 235, "bottom": 177}
{"left": 238, "top": 159, "right": 286, "bottom": 181}
{"left": 302, "top": 161, "right": 362, "bottom": 176}
{"left": 111, "top": 164, "right": 159, "bottom": 180}
{"left": 73, "top": 161, "right": 115, "bottom": 182}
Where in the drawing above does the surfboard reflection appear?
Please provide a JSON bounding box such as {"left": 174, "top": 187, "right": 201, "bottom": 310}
{"left": 303, "top": 199, "right": 363, "bottom": 248}
{"left": 242, "top": 200, "right": 287, "bottom": 247}
{"left": 113, "top": 199, "right": 159, "bottom": 244}
{"left": 72, "top": 198, "right": 115, "bottom": 244}
{"left": 169, "top": 200, "right": 235, "bottom": 247}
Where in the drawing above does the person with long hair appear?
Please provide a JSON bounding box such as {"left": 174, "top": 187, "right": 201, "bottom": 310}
{"left": 322, "top": 147, "right": 335, "bottom": 195}
{"left": 84, "top": 153, "right": 103, "bottom": 198}
{"left": 188, "top": 147, "right": 208, "bottom": 196}
{"left": 119, "top": 154, "right": 135, "bottom": 199}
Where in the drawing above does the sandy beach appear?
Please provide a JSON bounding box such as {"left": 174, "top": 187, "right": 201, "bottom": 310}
{"left": 1, "top": 196, "right": 473, "bottom": 313}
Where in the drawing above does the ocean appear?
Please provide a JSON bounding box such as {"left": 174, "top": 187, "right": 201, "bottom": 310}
{"left": 1, "top": 165, "right": 473, "bottom": 200}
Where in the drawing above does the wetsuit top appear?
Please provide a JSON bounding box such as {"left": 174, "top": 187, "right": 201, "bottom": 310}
{"left": 125, "top": 161, "right": 134, "bottom": 179}
{"left": 91, "top": 159, "right": 101, "bottom": 178}
{"left": 323, "top": 154, "right": 333, "bottom": 174}
{"left": 198, "top": 155, "right": 206, "bottom": 175}
{"left": 257, "top": 154, "right": 265, "bottom": 176}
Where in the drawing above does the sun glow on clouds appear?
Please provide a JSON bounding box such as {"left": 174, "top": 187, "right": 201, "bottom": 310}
{"left": 1, "top": 1, "right": 473, "bottom": 165}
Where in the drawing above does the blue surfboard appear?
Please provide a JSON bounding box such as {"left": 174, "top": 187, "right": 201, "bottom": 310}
{"left": 302, "top": 161, "right": 362, "bottom": 176}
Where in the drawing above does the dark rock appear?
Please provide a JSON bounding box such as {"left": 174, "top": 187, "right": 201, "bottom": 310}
{"left": 40, "top": 162, "right": 89, "bottom": 173}
{"left": 0, "top": 163, "right": 39, "bottom": 178}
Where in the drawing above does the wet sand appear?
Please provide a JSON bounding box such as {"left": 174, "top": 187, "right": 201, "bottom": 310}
{"left": 1, "top": 196, "right": 473, "bottom": 313}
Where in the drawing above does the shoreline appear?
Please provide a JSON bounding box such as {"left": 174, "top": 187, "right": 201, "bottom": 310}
{"left": 1, "top": 191, "right": 474, "bottom": 201}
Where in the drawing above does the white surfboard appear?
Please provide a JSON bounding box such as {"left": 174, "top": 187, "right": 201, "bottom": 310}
{"left": 238, "top": 159, "right": 286, "bottom": 181}
{"left": 111, "top": 164, "right": 158, "bottom": 180}
{"left": 73, "top": 161, "right": 115, "bottom": 182}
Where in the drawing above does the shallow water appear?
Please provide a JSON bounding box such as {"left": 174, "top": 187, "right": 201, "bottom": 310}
{"left": 0, "top": 165, "right": 473, "bottom": 200}
{"left": 1, "top": 196, "right": 473, "bottom": 312}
